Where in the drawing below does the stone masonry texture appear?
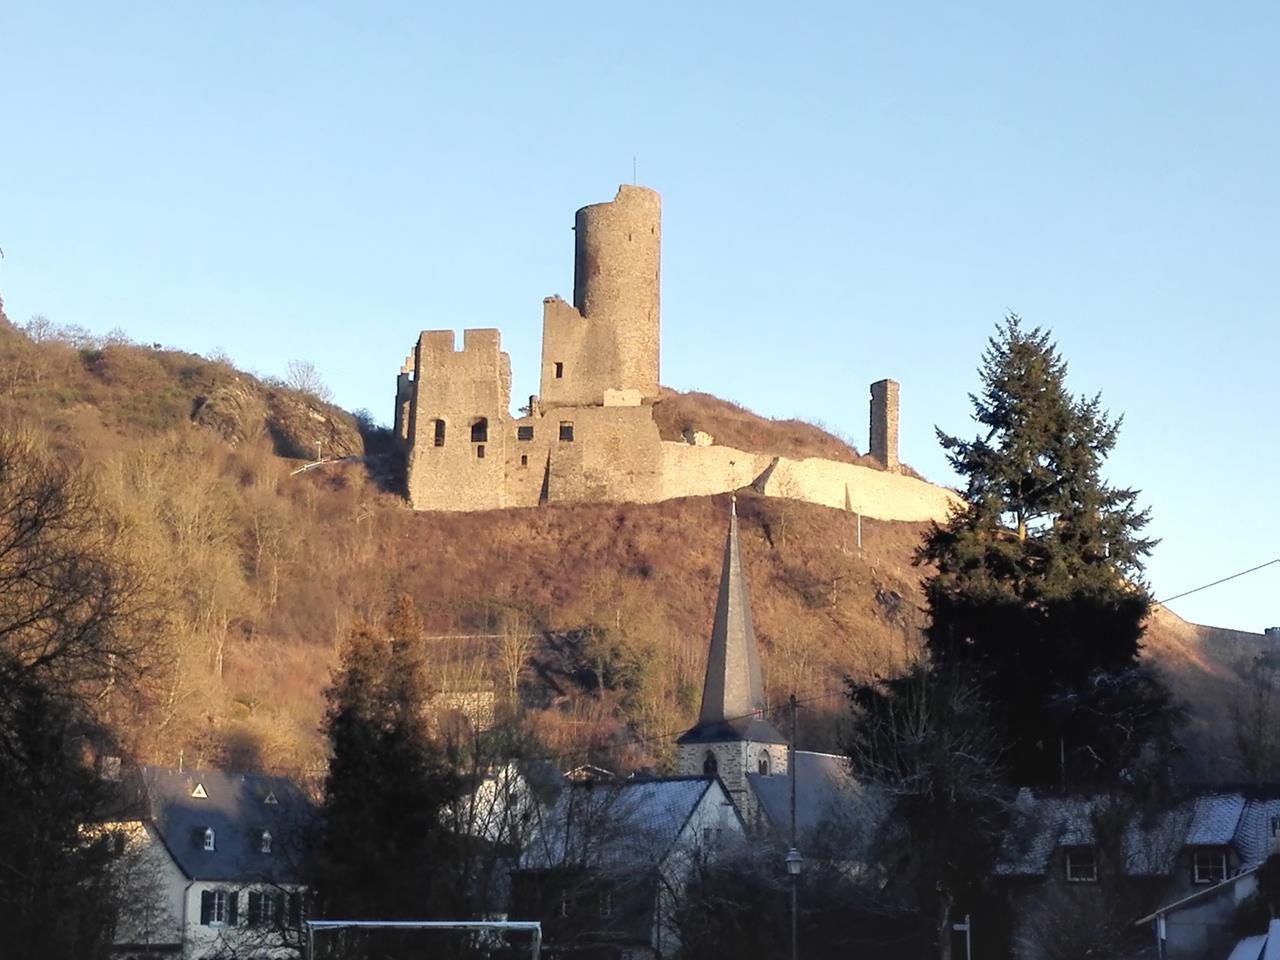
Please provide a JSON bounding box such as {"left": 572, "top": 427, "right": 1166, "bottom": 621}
{"left": 869, "top": 378, "right": 900, "bottom": 471}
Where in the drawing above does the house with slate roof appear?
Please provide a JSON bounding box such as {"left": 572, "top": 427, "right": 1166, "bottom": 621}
{"left": 997, "top": 787, "right": 1280, "bottom": 959}
{"left": 100, "top": 765, "right": 314, "bottom": 960}
{"left": 513, "top": 774, "right": 745, "bottom": 959}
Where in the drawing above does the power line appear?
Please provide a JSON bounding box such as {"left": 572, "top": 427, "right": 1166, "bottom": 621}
{"left": 1157, "top": 558, "right": 1280, "bottom": 605}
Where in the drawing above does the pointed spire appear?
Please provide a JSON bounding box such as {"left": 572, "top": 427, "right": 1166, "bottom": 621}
{"left": 695, "top": 500, "right": 768, "bottom": 727}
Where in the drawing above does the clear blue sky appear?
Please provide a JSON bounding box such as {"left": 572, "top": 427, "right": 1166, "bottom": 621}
{"left": 2, "top": 2, "right": 1276, "bottom": 632}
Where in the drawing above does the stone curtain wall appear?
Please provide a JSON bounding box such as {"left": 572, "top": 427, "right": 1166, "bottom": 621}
{"left": 658, "top": 442, "right": 959, "bottom": 523}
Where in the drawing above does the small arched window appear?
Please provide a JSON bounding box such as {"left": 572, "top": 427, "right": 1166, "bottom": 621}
{"left": 703, "top": 751, "right": 718, "bottom": 776}
{"left": 471, "top": 418, "right": 488, "bottom": 443}
{"left": 758, "top": 751, "right": 770, "bottom": 776}
{"left": 203, "top": 827, "right": 216, "bottom": 851}
{"left": 432, "top": 419, "right": 446, "bottom": 447}
{"left": 260, "top": 830, "right": 273, "bottom": 854}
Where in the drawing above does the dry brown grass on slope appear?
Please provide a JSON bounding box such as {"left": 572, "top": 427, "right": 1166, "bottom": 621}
{"left": 652, "top": 389, "right": 879, "bottom": 467}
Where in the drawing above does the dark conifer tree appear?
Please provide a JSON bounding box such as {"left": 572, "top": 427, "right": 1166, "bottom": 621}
{"left": 919, "top": 316, "right": 1178, "bottom": 786}
{"left": 312, "top": 595, "right": 462, "bottom": 934}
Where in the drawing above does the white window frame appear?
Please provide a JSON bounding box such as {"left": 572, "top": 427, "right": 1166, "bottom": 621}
{"left": 1065, "top": 846, "right": 1098, "bottom": 883}
{"left": 208, "top": 889, "right": 228, "bottom": 926}
{"left": 203, "top": 828, "right": 216, "bottom": 851}
{"left": 1192, "top": 848, "right": 1228, "bottom": 885}
{"left": 260, "top": 830, "right": 272, "bottom": 854}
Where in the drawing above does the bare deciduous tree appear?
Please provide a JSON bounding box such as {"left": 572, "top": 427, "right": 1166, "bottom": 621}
{"left": 284, "top": 360, "right": 332, "bottom": 403}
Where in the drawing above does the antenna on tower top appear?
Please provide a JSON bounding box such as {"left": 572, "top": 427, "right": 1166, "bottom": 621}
{"left": 632, "top": 156, "right": 637, "bottom": 185}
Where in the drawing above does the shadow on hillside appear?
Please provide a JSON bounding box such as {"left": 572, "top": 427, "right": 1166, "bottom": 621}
{"left": 354, "top": 422, "right": 407, "bottom": 497}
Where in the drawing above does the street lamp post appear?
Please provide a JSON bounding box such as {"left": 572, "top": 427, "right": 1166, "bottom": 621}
{"left": 786, "top": 693, "right": 802, "bottom": 960}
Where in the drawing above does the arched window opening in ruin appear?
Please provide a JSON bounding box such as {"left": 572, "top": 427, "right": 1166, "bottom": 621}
{"left": 554, "top": 361, "right": 564, "bottom": 379}
{"left": 471, "top": 418, "right": 488, "bottom": 443}
{"left": 432, "top": 419, "right": 446, "bottom": 447}
{"left": 559, "top": 421, "right": 574, "bottom": 442}
{"left": 758, "top": 751, "right": 770, "bottom": 776}
{"left": 703, "top": 751, "right": 718, "bottom": 776}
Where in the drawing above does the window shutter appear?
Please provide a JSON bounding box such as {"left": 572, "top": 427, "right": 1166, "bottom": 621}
{"left": 200, "top": 890, "right": 213, "bottom": 925}
{"left": 275, "top": 893, "right": 286, "bottom": 928}
{"left": 247, "top": 891, "right": 261, "bottom": 927}
{"left": 226, "top": 890, "right": 238, "bottom": 927}
{"left": 289, "top": 892, "right": 303, "bottom": 928}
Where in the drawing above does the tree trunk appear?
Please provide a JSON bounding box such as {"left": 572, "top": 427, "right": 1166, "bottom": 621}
{"left": 937, "top": 891, "right": 954, "bottom": 960}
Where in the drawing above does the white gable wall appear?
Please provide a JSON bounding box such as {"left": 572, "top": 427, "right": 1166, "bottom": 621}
{"left": 651, "top": 780, "right": 747, "bottom": 958}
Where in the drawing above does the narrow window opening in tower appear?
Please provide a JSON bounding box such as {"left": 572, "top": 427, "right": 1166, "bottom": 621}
{"left": 554, "top": 362, "right": 564, "bottom": 379}
{"left": 433, "top": 420, "right": 446, "bottom": 447}
{"left": 703, "top": 751, "right": 718, "bottom": 776}
{"left": 476, "top": 444, "right": 485, "bottom": 459}
{"left": 559, "top": 421, "right": 574, "bottom": 442}
{"left": 471, "top": 418, "right": 488, "bottom": 443}
{"left": 520, "top": 455, "right": 528, "bottom": 468}
{"left": 758, "top": 751, "right": 770, "bottom": 776}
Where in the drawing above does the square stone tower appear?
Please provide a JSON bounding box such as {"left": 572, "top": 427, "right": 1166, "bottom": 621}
{"left": 869, "top": 378, "right": 900, "bottom": 471}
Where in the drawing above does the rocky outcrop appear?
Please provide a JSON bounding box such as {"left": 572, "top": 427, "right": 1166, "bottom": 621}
{"left": 192, "top": 378, "right": 362, "bottom": 460}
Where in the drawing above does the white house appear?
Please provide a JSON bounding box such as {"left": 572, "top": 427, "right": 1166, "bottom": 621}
{"left": 100, "top": 766, "right": 314, "bottom": 960}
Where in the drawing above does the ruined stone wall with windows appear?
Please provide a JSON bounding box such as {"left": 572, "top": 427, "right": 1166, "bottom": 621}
{"left": 394, "top": 185, "right": 941, "bottom": 518}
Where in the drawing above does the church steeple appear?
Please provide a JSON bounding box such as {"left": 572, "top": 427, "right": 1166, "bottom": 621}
{"left": 678, "top": 498, "right": 787, "bottom": 748}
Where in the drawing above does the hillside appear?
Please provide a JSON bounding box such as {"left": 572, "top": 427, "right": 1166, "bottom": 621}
{"left": 0, "top": 307, "right": 1263, "bottom": 781}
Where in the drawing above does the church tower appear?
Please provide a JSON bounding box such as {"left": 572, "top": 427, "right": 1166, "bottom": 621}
{"left": 677, "top": 499, "right": 789, "bottom": 815}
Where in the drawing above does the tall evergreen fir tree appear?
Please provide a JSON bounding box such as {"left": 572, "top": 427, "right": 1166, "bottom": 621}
{"left": 920, "top": 316, "right": 1179, "bottom": 787}
{"left": 312, "top": 595, "right": 462, "bottom": 933}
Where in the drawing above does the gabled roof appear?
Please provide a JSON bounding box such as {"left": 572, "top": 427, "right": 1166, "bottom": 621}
{"left": 519, "top": 776, "right": 737, "bottom": 871}
{"left": 678, "top": 502, "right": 785, "bottom": 746}
{"left": 137, "top": 766, "right": 314, "bottom": 884}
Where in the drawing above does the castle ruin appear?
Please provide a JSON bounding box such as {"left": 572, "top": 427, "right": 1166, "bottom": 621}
{"left": 394, "top": 186, "right": 958, "bottom": 522}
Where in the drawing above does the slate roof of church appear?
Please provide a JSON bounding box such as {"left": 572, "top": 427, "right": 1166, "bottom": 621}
{"left": 677, "top": 502, "right": 786, "bottom": 747}
{"left": 135, "top": 766, "right": 314, "bottom": 884}
{"left": 747, "top": 751, "right": 887, "bottom": 857}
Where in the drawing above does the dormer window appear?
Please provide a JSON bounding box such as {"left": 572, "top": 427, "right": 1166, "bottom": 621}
{"left": 260, "top": 830, "right": 273, "bottom": 854}
{"left": 203, "top": 827, "right": 216, "bottom": 852}
{"left": 1065, "top": 846, "right": 1097, "bottom": 883}
{"left": 1193, "top": 848, "right": 1228, "bottom": 885}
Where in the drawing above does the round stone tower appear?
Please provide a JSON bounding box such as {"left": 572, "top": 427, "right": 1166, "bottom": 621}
{"left": 572, "top": 184, "right": 661, "bottom": 400}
